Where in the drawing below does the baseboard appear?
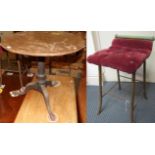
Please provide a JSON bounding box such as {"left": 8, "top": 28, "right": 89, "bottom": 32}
{"left": 87, "top": 75, "right": 133, "bottom": 86}
{"left": 87, "top": 76, "right": 155, "bottom": 86}
{"left": 87, "top": 76, "right": 99, "bottom": 85}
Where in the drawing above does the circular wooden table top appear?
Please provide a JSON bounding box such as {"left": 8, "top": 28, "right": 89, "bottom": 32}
{"left": 0, "top": 32, "right": 85, "bottom": 57}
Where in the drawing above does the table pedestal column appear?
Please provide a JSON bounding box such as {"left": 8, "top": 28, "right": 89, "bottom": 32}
{"left": 10, "top": 58, "right": 60, "bottom": 122}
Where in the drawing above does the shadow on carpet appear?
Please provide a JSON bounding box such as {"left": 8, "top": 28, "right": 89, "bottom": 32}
{"left": 87, "top": 82, "right": 155, "bottom": 123}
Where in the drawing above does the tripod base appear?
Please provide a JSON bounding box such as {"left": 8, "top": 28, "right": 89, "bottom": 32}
{"left": 10, "top": 58, "right": 62, "bottom": 122}
{"left": 10, "top": 80, "right": 61, "bottom": 121}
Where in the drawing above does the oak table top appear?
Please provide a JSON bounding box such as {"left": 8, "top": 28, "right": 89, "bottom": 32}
{"left": 0, "top": 32, "right": 85, "bottom": 57}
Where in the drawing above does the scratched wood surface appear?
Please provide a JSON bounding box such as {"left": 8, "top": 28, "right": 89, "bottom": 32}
{"left": 0, "top": 32, "right": 85, "bottom": 57}
{"left": 15, "top": 75, "right": 77, "bottom": 123}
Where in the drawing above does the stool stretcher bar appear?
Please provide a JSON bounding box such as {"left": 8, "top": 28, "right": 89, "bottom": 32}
{"left": 98, "top": 61, "right": 147, "bottom": 123}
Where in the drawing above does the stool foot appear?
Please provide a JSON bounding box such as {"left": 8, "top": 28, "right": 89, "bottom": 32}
{"left": 131, "top": 73, "right": 136, "bottom": 123}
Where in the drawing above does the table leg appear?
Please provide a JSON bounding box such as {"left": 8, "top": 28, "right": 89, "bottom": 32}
{"left": 0, "top": 59, "right": 5, "bottom": 91}
{"left": 10, "top": 82, "right": 39, "bottom": 97}
{"left": 0, "top": 59, "right": 2, "bottom": 85}
{"left": 40, "top": 85, "right": 57, "bottom": 121}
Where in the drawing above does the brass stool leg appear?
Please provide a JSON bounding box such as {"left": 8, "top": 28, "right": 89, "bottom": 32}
{"left": 131, "top": 73, "right": 136, "bottom": 123}
{"left": 6, "top": 51, "right": 10, "bottom": 69}
{"left": 117, "top": 69, "right": 121, "bottom": 90}
{"left": 17, "top": 58, "right": 23, "bottom": 87}
{"left": 24, "top": 56, "right": 31, "bottom": 74}
{"left": 0, "top": 59, "right": 2, "bottom": 85}
{"left": 98, "top": 65, "right": 103, "bottom": 115}
{"left": 68, "top": 65, "right": 72, "bottom": 76}
{"left": 49, "top": 58, "right": 52, "bottom": 75}
{"left": 143, "top": 61, "right": 147, "bottom": 99}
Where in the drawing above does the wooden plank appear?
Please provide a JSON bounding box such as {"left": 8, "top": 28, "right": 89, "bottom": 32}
{"left": 15, "top": 75, "right": 77, "bottom": 123}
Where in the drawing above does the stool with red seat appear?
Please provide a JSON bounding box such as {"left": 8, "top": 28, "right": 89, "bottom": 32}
{"left": 87, "top": 35, "right": 154, "bottom": 122}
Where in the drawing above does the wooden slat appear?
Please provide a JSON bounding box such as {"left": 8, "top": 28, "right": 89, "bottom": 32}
{"left": 15, "top": 75, "right": 77, "bottom": 123}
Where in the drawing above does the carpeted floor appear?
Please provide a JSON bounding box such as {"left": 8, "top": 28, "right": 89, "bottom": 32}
{"left": 87, "top": 82, "right": 155, "bottom": 123}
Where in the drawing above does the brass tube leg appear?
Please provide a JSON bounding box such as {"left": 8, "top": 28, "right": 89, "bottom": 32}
{"left": 6, "top": 52, "right": 10, "bottom": 69}
{"left": 68, "top": 65, "right": 72, "bottom": 76}
{"left": 0, "top": 59, "right": 2, "bottom": 85}
{"left": 25, "top": 57, "right": 31, "bottom": 74}
{"left": 98, "top": 65, "right": 103, "bottom": 115}
{"left": 49, "top": 58, "right": 52, "bottom": 75}
{"left": 117, "top": 70, "right": 121, "bottom": 90}
{"left": 17, "top": 59, "right": 23, "bottom": 87}
{"left": 143, "top": 61, "right": 147, "bottom": 99}
{"left": 131, "top": 73, "right": 136, "bottom": 123}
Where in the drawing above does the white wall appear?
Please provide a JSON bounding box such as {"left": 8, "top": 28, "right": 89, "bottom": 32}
{"left": 87, "top": 31, "right": 155, "bottom": 85}
{"left": 87, "top": 31, "right": 100, "bottom": 85}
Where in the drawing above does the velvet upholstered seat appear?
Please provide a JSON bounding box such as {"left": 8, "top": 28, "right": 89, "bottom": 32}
{"left": 88, "top": 38, "right": 153, "bottom": 73}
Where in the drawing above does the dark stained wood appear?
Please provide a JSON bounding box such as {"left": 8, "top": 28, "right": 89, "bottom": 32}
{"left": 1, "top": 32, "right": 85, "bottom": 57}
{"left": 0, "top": 73, "right": 32, "bottom": 122}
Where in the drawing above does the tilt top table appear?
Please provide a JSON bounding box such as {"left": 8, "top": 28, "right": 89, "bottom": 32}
{"left": 0, "top": 31, "right": 85, "bottom": 122}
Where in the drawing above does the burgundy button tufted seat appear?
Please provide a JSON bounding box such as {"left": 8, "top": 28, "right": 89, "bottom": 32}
{"left": 87, "top": 38, "right": 153, "bottom": 73}
{"left": 87, "top": 36, "right": 154, "bottom": 122}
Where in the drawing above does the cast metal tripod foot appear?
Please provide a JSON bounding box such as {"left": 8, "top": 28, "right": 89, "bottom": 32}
{"left": 10, "top": 86, "right": 27, "bottom": 97}
{"left": 10, "top": 80, "right": 61, "bottom": 97}
{"left": 10, "top": 59, "right": 62, "bottom": 122}
{"left": 48, "top": 113, "right": 58, "bottom": 123}
{"left": 0, "top": 84, "right": 5, "bottom": 89}
{"left": 10, "top": 80, "right": 61, "bottom": 122}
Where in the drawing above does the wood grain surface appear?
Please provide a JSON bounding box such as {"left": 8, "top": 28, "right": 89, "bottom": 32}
{"left": 0, "top": 32, "right": 85, "bottom": 57}
{"left": 15, "top": 75, "right": 77, "bottom": 123}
